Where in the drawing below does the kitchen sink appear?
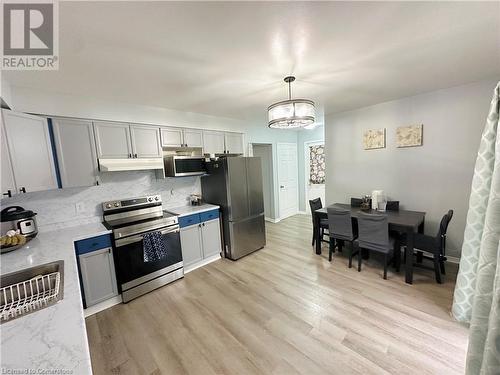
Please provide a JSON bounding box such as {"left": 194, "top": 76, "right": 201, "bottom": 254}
{"left": 0, "top": 260, "right": 64, "bottom": 323}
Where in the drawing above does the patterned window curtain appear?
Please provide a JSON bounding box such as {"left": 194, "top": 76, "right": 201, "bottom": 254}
{"left": 309, "top": 145, "right": 325, "bottom": 184}
{"left": 452, "top": 81, "right": 500, "bottom": 375}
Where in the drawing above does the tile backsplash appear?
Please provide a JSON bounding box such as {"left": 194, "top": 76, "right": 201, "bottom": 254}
{"left": 0, "top": 171, "right": 201, "bottom": 231}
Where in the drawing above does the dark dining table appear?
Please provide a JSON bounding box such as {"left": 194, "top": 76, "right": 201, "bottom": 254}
{"left": 314, "top": 203, "right": 425, "bottom": 284}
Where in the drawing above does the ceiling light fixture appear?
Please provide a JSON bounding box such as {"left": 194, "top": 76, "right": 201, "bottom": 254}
{"left": 268, "top": 76, "right": 315, "bottom": 129}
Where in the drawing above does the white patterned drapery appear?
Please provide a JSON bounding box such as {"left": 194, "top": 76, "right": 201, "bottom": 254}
{"left": 309, "top": 145, "right": 325, "bottom": 185}
{"left": 452, "top": 82, "right": 500, "bottom": 375}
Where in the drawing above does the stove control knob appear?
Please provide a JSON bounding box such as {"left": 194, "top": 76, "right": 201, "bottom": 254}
{"left": 148, "top": 197, "right": 153, "bottom": 202}
{"left": 154, "top": 196, "right": 159, "bottom": 201}
{"left": 114, "top": 202, "right": 120, "bottom": 207}
{"left": 106, "top": 203, "right": 112, "bottom": 209}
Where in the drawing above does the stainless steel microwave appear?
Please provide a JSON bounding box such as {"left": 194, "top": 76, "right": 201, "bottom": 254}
{"left": 164, "top": 156, "right": 206, "bottom": 177}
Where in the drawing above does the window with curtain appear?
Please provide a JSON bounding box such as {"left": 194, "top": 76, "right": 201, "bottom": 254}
{"left": 309, "top": 144, "right": 325, "bottom": 184}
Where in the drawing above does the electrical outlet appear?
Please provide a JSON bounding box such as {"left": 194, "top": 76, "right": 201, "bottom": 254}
{"left": 75, "top": 202, "right": 85, "bottom": 214}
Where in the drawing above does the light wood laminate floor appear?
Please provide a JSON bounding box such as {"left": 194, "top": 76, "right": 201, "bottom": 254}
{"left": 86, "top": 214, "right": 467, "bottom": 375}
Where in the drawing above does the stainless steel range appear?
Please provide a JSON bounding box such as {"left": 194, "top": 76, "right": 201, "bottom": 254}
{"left": 102, "top": 195, "right": 183, "bottom": 303}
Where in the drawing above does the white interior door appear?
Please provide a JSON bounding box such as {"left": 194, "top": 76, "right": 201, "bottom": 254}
{"left": 305, "top": 141, "right": 326, "bottom": 213}
{"left": 277, "top": 143, "right": 298, "bottom": 219}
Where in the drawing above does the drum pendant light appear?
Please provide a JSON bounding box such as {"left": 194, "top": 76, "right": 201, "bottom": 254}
{"left": 268, "top": 76, "right": 315, "bottom": 129}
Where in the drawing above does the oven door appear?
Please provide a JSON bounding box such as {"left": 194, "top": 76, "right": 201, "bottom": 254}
{"left": 113, "top": 226, "right": 183, "bottom": 290}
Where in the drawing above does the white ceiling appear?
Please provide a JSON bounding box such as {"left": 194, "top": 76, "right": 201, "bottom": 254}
{"left": 5, "top": 1, "right": 500, "bottom": 123}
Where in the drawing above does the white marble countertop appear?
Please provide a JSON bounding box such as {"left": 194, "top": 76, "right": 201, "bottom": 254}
{"left": 0, "top": 222, "right": 111, "bottom": 375}
{"left": 166, "top": 203, "right": 220, "bottom": 217}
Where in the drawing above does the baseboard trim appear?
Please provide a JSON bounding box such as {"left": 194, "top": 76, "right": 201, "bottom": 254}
{"left": 447, "top": 256, "right": 460, "bottom": 264}
{"left": 265, "top": 217, "right": 279, "bottom": 223}
{"left": 84, "top": 295, "right": 122, "bottom": 317}
{"left": 184, "top": 254, "right": 221, "bottom": 274}
{"left": 297, "top": 211, "right": 308, "bottom": 215}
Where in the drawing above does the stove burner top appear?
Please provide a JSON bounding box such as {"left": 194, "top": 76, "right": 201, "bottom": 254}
{"left": 103, "top": 211, "right": 177, "bottom": 230}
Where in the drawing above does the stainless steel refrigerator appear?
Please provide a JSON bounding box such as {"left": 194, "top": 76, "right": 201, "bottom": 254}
{"left": 201, "top": 157, "right": 266, "bottom": 260}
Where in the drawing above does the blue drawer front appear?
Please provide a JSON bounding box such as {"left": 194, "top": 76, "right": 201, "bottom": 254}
{"left": 179, "top": 213, "right": 201, "bottom": 228}
{"left": 199, "top": 209, "right": 219, "bottom": 222}
{"left": 75, "top": 234, "right": 112, "bottom": 255}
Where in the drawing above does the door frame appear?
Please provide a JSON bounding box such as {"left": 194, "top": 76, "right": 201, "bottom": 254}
{"left": 250, "top": 143, "right": 276, "bottom": 222}
{"left": 304, "top": 140, "right": 325, "bottom": 213}
{"left": 277, "top": 142, "right": 299, "bottom": 220}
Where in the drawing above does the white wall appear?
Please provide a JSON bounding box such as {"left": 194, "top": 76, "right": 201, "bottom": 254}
{"left": 325, "top": 79, "right": 498, "bottom": 258}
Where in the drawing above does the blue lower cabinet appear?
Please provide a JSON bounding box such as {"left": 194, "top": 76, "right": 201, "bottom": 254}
{"left": 179, "top": 213, "right": 201, "bottom": 228}
{"left": 179, "top": 210, "right": 219, "bottom": 228}
{"left": 199, "top": 209, "right": 219, "bottom": 222}
{"left": 74, "top": 234, "right": 118, "bottom": 308}
{"left": 75, "top": 234, "right": 112, "bottom": 255}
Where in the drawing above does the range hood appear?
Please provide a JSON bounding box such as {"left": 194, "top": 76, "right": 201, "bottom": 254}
{"left": 98, "top": 158, "right": 164, "bottom": 172}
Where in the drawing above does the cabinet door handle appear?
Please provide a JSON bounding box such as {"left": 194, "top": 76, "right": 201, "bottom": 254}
{"left": 202, "top": 222, "right": 205, "bottom": 227}
{"left": 128, "top": 153, "right": 132, "bottom": 158}
{"left": 2, "top": 190, "right": 12, "bottom": 198}
{"left": 134, "top": 153, "right": 138, "bottom": 158}
{"left": 20, "top": 187, "right": 26, "bottom": 193}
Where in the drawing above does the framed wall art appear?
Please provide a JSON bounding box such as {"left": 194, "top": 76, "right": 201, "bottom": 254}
{"left": 363, "top": 128, "right": 386, "bottom": 150}
{"left": 396, "top": 124, "right": 423, "bottom": 147}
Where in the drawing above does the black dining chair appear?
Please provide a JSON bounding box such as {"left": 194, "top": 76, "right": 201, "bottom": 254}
{"left": 403, "top": 210, "right": 453, "bottom": 284}
{"left": 350, "top": 198, "right": 363, "bottom": 207}
{"left": 327, "top": 206, "right": 358, "bottom": 266}
{"left": 386, "top": 201, "right": 399, "bottom": 211}
{"left": 309, "top": 198, "right": 329, "bottom": 247}
{"left": 355, "top": 212, "right": 399, "bottom": 279}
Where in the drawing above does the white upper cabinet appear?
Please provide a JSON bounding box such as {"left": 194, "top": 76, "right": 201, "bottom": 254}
{"left": 52, "top": 118, "right": 99, "bottom": 188}
{"left": 94, "top": 121, "right": 132, "bottom": 159}
{"left": 224, "top": 132, "right": 244, "bottom": 155}
{"left": 130, "top": 124, "right": 162, "bottom": 158}
{"left": 161, "top": 127, "right": 203, "bottom": 148}
{"left": 161, "top": 127, "right": 184, "bottom": 147}
{"left": 2, "top": 110, "right": 57, "bottom": 193}
{"left": 1, "top": 118, "right": 16, "bottom": 198}
{"left": 203, "top": 131, "right": 225, "bottom": 155}
{"left": 183, "top": 129, "right": 203, "bottom": 148}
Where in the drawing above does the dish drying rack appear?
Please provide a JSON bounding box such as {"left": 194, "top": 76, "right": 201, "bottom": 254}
{"left": 0, "top": 271, "right": 61, "bottom": 322}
